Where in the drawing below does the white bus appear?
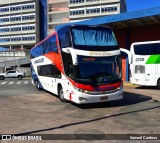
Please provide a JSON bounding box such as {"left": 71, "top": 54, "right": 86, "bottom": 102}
{"left": 31, "top": 25, "right": 124, "bottom": 104}
{"left": 122, "top": 41, "right": 160, "bottom": 89}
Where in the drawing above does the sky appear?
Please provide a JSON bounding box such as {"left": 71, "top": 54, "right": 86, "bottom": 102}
{"left": 126, "top": 0, "right": 160, "bottom": 12}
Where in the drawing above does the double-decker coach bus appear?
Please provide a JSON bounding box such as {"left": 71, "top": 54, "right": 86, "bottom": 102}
{"left": 31, "top": 25, "right": 123, "bottom": 104}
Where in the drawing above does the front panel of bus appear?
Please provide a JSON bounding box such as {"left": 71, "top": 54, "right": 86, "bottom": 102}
{"left": 59, "top": 25, "right": 123, "bottom": 103}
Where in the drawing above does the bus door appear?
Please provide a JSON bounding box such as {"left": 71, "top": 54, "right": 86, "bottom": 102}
{"left": 133, "top": 56, "right": 146, "bottom": 85}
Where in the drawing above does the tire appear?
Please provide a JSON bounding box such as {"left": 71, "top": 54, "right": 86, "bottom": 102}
{"left": 157, "top": 79, "right": 160, "bottom": 89}
{"left": 35, "top": 80, "right": 42, "bottom": 90}
{"left": 18, "top": 75, "right": 22, "bottom": 80}
{"left": 0, "top": 76, "right": 5, "bottom": 80}
{"left": 58, "top": 85, "right": 68, "bottom": 103}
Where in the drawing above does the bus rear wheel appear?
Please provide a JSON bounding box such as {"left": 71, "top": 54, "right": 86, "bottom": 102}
{"left": 157, "top": 79, "right": 160, "bottom": 89}
{"left": 58, "top": 85, "right": 68, "bottom": 103}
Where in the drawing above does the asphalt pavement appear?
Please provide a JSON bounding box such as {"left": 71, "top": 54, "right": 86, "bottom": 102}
{"left": 0, "top": 78, "right": 160, "bottom": 143}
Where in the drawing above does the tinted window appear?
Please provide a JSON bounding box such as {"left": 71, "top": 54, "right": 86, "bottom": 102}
{"left": 70, "top": 26, "right": 119, "bottom": 51}
{"left": 134, "top": 43, "right": 160, "bottom": 55}
{"left": 37, "top": 64, "right": 61, "bottom": 78}
{"left": 57, "top": 27, "right": 71, "bottom": 48}
{"left": 31, "top": 35, "right": 58, "bottom": 59}
{"left": 43, "top": 35, "right": 58, "bottom": 54}
{"left": 61, "top": 52, "right": 73, "bottom": 78}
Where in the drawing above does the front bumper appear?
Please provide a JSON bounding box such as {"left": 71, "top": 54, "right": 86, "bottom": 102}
{"left": 71, "top": 88, "right": 124, "bottom": 104}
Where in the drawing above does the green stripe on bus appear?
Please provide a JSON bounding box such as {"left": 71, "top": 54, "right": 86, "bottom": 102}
{"left": 146, "top": 55, "right": 160, "bottom": 64}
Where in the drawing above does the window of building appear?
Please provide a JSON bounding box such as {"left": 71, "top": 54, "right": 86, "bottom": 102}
{"left": 101, "top": 4, "right": 117, "bottom": 13}
{"left": 86, "top": 0, "right": 99, "bottom": 2}
{"left": 0, "top": 6, "right": 9, "bottom": 12}
{"left": 70, "top": 0, "right": 84, "bottom": 4}
{"left": 22, "top": 3, "right": 35, "bottom": 10}
{"left": 22, "top": 14, "right": 35, "bottom": 21}
{"left": 11, "top": 26, "right": 21, "bottom": 32}
{"left": 11, "top": 36, "right": 22, "bottom": 42}
{"left": 0, "top": 36, "right": 10, "bottom": 42}
{"left": 70, "top": 8, "right": 85, "bottom": 15}
{"left": 10, "top": 4, "right": 21, "bottom": 11}
{"left": 0, "top": 16, "right": 10, "bottom": 23}
{"left": 22, "top": 34, "right": 35, "bottom": 41}
{"left": 86, "top": 6, "right": 100, "bottom": 14}
{"left": 10, "top": 15, "right": 21, "bottom": 22}
{"left": 0, "top": 26, "right": 10, "bottom": 32}
{"left": 38, "top": 64, "right": 61, "bottom": 78}
{"left": 22, "top": 24, "right": 35, "bottom": 31}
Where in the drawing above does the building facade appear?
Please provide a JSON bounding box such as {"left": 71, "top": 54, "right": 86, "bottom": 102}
{"left": 47, "top": 0, "right": 126, "bottom": 33}
{"left": 47, "top": 0, "right": 69, "bottom": 34}
{"left": 69, "top": 0, "right": 127, "bottom": 22}
{"left": 0, "top": 0, "right": 40, "bottom": 50}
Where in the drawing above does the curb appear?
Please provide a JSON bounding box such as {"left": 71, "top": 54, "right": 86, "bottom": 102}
{"left": 123, "top": 82, "right": 138, "bottom": 87}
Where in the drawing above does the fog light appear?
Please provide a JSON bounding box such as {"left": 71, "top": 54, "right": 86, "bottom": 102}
{"left": 79, "top": 97, "right": 88, "bottom": 101}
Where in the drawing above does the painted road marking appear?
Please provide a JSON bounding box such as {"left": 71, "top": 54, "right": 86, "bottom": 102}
{"left": 0, "top": 81, "right": 30, "bottom": 85}
{"left": 9, "top": 82, "right": 14, "bottom": 84}
{"left": 1, "top": 82, "right": 6, "bottom": 85}
{"left": 24, "top": 81, "right": 28, "bottom": 84}
{"left": 17, "top": 81, "right": 21, "bottom": 84}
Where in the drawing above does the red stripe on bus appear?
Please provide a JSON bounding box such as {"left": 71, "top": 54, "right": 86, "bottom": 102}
{"left": 44, "top": 52, "right": 64, "bottom": 74}
{"left": 69, "top": 79, "right": 122, "bottom": 91}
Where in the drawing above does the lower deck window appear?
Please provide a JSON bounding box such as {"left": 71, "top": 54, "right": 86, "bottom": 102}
{"left": 37, "top": 64, "right": 61, "bottom": 78}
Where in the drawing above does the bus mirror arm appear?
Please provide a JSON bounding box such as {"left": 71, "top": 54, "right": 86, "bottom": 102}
{"left": 120, "top": 48, "right": 132, "bottom": 64}
{"left": 62, "top": 47, "right": 78, "bottom": 65}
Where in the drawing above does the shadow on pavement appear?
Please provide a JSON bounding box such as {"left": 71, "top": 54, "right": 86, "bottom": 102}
{"left": 3, "top": 104, "right": 159, "bottom": 137}
{"left": 135, "top": 86, "right": 159, "bottom": 90}
{"left": 72, "top": 91, "right": 152, "bottom": 109}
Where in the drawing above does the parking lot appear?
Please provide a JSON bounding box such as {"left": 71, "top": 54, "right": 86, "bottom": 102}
{"left": 0, "top": 78, "right": 160, "bottom": 142}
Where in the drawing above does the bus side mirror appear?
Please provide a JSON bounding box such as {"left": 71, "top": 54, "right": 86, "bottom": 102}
{"left": 120, "top": 48, "right": 132, "bottom": 64}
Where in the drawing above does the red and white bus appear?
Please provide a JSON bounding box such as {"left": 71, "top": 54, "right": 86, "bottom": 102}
{"left": 31, "top": 25, "right": 123, "bottom": 104}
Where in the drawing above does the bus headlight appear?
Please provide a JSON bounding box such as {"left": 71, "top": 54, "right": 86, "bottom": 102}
{"left": 73, "top": 86, "right": 88, "bottom": 93}
{"left": 117, "top": 85, "right": 123, "bottom": 90}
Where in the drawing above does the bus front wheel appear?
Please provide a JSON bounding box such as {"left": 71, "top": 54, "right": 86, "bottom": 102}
{"left": 35, "top": 80, "right": 42, "bottom": 90}
{"left": 157, "top": 79, "right": 160, "bottom": 89}
{"left": 58, "top": 85, "right": 68, "bottom": 103}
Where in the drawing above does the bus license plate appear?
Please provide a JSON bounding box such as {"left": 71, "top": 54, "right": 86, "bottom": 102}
{"left": 100, "top": 96, "right": 108, "bottom": 100}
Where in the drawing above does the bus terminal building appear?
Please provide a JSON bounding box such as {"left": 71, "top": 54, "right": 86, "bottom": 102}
{"left": 61, "top": 7, "right": 160, "bottom": 81}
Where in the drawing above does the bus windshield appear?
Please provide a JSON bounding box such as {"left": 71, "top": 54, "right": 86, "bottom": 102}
{"left": 75, "top": 55, "right": 122, "bottom": 85}
{"left": 70, "top": 26, "right": 119, "bottom": 51}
